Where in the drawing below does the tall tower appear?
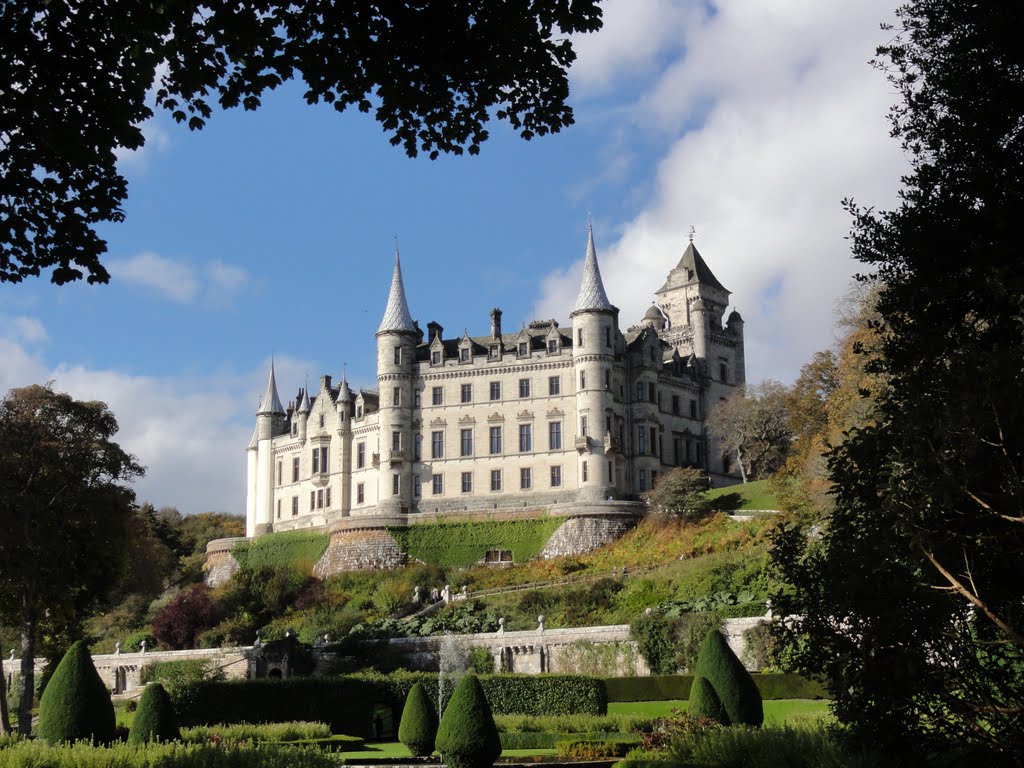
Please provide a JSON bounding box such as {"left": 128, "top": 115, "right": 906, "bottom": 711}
{"left": 335, "top": 378, "right": 355, "bottom": 517}
{"left": 248, "top": 360, "right": 285, "bottom": 536}
{"left": 375, "top": 249, "right": 418, "bottom": 516}
{"left": 570, "top": 224, "right": 616, "bottom": 501}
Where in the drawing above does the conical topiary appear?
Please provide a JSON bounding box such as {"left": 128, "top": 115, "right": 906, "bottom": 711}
{"left": 435, "top": 674, "right": 501, "bottom": 768}
{"left": 687, "top": 675, "right": 729, "bottom": 724}
{"left": 37, "top": 640, "right": 116, "bottom": 744}
{"left": 398, "top": 681, "right": 438, "bottom": 756}
{"left": 128, "top": 683, "right": 180, "bottom": 744}
{"left": 692, "top": 629, "right": 763, "bottom": 726}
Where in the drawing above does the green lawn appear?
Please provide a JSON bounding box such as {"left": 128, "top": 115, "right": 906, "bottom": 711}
{"left": 609, "top": 698, "right": 833, "bottom": 724}
{"left": 704, "top": 479, "right": 778, "bottom": 511}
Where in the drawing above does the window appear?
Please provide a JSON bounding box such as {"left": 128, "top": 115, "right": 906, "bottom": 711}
{"left": 519, "top": 423, "right": 532, "bottom": 452}
{"left": 690, "top": 399, "right": 698, "bottom": 418}
{"left": 392, "top": 474, "right": 400, "bottom": 495}
{"left": 577, "top": 329, "right": 584, "bottom": 347}
{"left": 414, "top": 389, "right": 422, "bottom": 407}
{"left": 719, "top": 360, "right": 728, "bottom": 382}
{"left": 461, "top": 472, "right": 473, "bottom": 493}
{"left": 276, "top": 499, "right": 281, "bottom": 519}
{"left": 638, "top": 427, "right": 647, "bottom": 455}
{"left": 312, "top": 446, "right": 327, "bottom": 474}
{"left": 672, "top": 395, "right": 681, "bottom": 415}
{"left": 518, "top": 378, "right": 530, "bottom": 398}
{"left": 489, "top": 381, "right": 501, "bottom": 400}
{"left": 460, "top": 347, "right": 470, "bottom": 362}
{"left": 489, "top": 426, "right": 502, "bottom": 454}
{"left": 549, "top": 421, "right": 562, "bottom": 450}
{"left": 548, "top": 376, "right": 560, "bottom": 396}
{"left": 317, "top": 488, "right": 324, "bottom": 509}
{"left": 431, "top": 350, "right": 441, "bottom": 365}
{"left": 490, "top": 469, "right": 502, "bottom": 491}
{"left": 292, "top": 496, "right": 299, "bottom": 516}
{"left": 357, "top": 443, "right": 365, "bottom": 469}
{"left": 639, "top": 469, "right": 648, "bottom": 491}
{"left": 326, "top": 487, "right": 332, "bottom": 508}
{"left": 356, "top": 404, "right": 363, "bottom": 417}
{"left": 431, "top": 431, "right": 444, "bottom": 459}
{"left": 319, "top": 414, "right": 325, "bottom": 428}
{"left": 432, "top": 474, "right": 444, "bottom": 495}
{"left": 550, "top": 466, "right": 562, "bottom": 487}
{"left": 636, "top": 381, "right": 644, "bottom": 401}
{"left": 432, "top": 386, "right": 443, "bottom": 406}
{"left": 277, "top": 461, "right": 282, "bottom": 485}
{"left": 414, "top": 475, "right": 421, "bottom": 497}
{"left": 581, "top": 415, "right": 588, "bottom": 437}
{"left": 292, "top": 421, "right": 297, "bottom": 437}
{"left": 650, "top": 427, "right": 658, "bottom": 456}
{"left": 605, "top": 326, "right": 611, "bottom": 347}
{"left": 392, "top": 386, "right": 401, "bottom": 406}
{"left": 460, "top": 428, "right": 473, "bottom": 457}
{"left": 312, "top": 448, "right": 319, "bottom": 474}
{"left": 608, "top": 460, "right": 613, "bottom": 481}
{"left": 648, "top": 382, "right": 656, "bottom": 402}
{"left": 292, "top": 456, "right": 300, "bottom": 482}
{"left": 356, "top": 484, "right": 364, "bottom": 504}
{"left": 394, "top": 346, "right": 402, "bottom": 364}
{"left": 460, "top": 383, "right": 472, "bottom": 403}
{"left": 489, "top": 344, "right": 499, "bottom": 359}
{"left": 414, "top": 433, "right": 422, "bottom": 461}
{"left": 310, "top": 490, "right": 315, "bottom": 511}
{"left": 604, "top": 369, "right": 611, "bottom": 389}
{"left": 392, "top": 431, "right": 401, "bottom": 451}
{"left": 520, "top": 467, "right": 532, "bottom": 490}
{"left": 580, "top": 370, "right": 587, "bottom": 389}
{"left": 548, "top": 339, "right": 558, "bottom": 353}
{"left": 582, "top": 461, "right": 588, "bottom": 482}
{"left": 518, "top": 342, "right": 528, "bottom": 356}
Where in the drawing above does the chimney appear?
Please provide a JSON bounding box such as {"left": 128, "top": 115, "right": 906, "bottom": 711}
{"left": 320, "top": 375, "right": 332, "bottom": 391}
{"left": 490, "top": 308, "right": 503, "bottom": 339}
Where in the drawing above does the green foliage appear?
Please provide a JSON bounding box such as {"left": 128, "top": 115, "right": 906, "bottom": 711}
{"left": 388, "top": 517, "right": 565, "bottom": 567}
{"left": 435, "top": 674, "right": 501, "bottom": 768}
{"left": 672, "top": 723, "right": 882, "bottom": 768}
{"left": 179, "top": 722, "right": 333, "bottom": 743}
{"left": 468, "top": 647, "right": 495, "bottom": 675}
{"left": 604, "top": 673, "right": 825, "bottom": 703}
{"left": 398, "top": 682, "right": 437, "bottom": 756}
{"left": 232, "top": 531, "right": 328, "bottom": 573}
{"left": 703, "top": 479, "right": 779, "bottom": 511}
{"left": 501, "top": 731, "right": 640, "bottom": 750}
{"left": 0, "top": 741, "right": 340, "bottom": 767}
{"left": 555, "top": 737, "right": 637, "bottom": 758}
{"left": 495, "top": 712, "right": 657, "bottom": 734}
{"left": 693, "top": 630, "right": 763, "bottom": 727}
{"left": 140, "top": 658, "right": 222, "bottom": 715}
{"left": 688, "top": 676, "right": 728, "bottom": 725}
{"left": 151, "top": 585, "right": 220, "bottom": 650}
{"left": 557, "top": 640, "right": 640, "bottom": 677}
{"left": 631, "top": 613, "right": 677, "bottom": 675}
{"left": 644, "top": 468, "right": 714, "bottom": 521}
{"left": 128, "top": 683, "right": 180, "bottom": 744}
{"left": 36, "top": 641, "right": 115, "bottom": 745}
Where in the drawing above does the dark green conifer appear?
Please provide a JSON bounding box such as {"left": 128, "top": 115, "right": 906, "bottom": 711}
{"left": 37, "top": 640, "right": 116, "bottom": 744}
{"left": 398, "top": 681, "right": 438, "bottom": 756}
{"left": 687, "top": 675, "right": 729, "bottom": 725}
{"left": 128, "top": 682, "right": 180, "bottom": 744}
{"left": 692, "top": 630, "right": 763, "bottom": 726}
{"left": 435, "top": 674, "right": 501, "bottom": 768}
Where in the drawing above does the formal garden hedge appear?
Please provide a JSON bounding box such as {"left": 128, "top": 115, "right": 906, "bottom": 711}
{"left": 603, "top": 673, "right": 826, "bottom": 702}
{"left": 387, "top": 517, "right": 565, "bottom": 567}
{"left": 500, "top": 731, "right": 642, "bottom": 750}
{"left": 177, "top": 672, "right": 607, "bottom": 735}
{"left": 231, "top": 530, "right": 329, "bottom": 571}
{"left": 0, "top": 742, "right": 339, "bottom": 768}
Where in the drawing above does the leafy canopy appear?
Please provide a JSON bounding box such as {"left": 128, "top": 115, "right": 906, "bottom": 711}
{"left": 1, "top": 0, "right": 602, "bottom": 286}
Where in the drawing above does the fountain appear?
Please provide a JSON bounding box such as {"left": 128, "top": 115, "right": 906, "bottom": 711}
{"left": 437, "top": 633, "right": 468, "bottom": 718}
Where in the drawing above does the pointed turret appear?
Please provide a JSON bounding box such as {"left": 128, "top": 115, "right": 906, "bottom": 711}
{"left": 297, "top": 386, "right": 311, "bottom": 414}
{"left": 377, "top": 249, "right": 416, "bottom": 334}
{"left": 658, "top": 241, "right": 728, "bottom": 294}
{"left": 572, "top": 224, "right": 613, "bottom": 314}
{"left": 257, "top": 360, "right": 285, "bottom": 415}
{"left": 337, "top": 378, "right": 353, "bottom": 403}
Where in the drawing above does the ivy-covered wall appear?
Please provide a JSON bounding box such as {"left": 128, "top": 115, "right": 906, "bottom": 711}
{"left": 388, "top": 517, "right": 566, "bottom": 567}
{"left": 232, "top": 530, "right": 330, "bottom": 572}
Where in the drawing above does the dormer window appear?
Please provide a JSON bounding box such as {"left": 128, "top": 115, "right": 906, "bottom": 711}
{"left": 547, "top": 339, "right": 558, "bottom": 354}
{"left": 489, "top": 344, "right": 499, "bottom": 359}
{"left": 432, "top": 351, "right": 441, "bottom": 365}
{"left": 518, "top": 342, "right": 528, "bottom": 356}
{"left": 460, "top": 347, "right": 470, "bottom": 362}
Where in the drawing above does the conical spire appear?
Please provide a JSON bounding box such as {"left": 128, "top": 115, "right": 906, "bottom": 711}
{"left": 377, "top": 248, "right": 416, "bottom": 333}
{"left": 572, "top": 223, "right": 613, "bottom": 313}
{"left": 297, "top": 385, "right": 311, "bottom": 414}
{"left": 337, "top": 377, "right": 353, "bottom": 403}
{"left": 257, "top": 358, "right": 285, "bottom": 415}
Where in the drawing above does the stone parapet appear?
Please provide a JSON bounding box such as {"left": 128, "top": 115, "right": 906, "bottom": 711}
{"left": 204, "top": 537, "right": 247, "bottom": 588}
{"left": 314, "top": 526, "right": 406, "bottom": 575}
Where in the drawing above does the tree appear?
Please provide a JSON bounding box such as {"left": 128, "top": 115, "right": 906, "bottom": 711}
{"left": 773, "top": 1, "right": 1024, "bottom": 761}
{"left": 36, "top": 640, "right": 115, "bottom": 745}
{"left": 643, "top": 467, "right": 713, "bottom": 521}
{"left": 398, "top": 681, "right": 438, "bottom": 756}
{"left": 708, "top": 380, "right": 793, "bottom": 482}
{"left": 0, "top": 385, "right": 142, "bottom": 735}
{"left": 0, "top": 1, "right": 603, "bottom": 286}
{"left": 435, "top": 674, "right": 502, "bottom": 768}
{"left": 151, "top": 585, "right": 220, "bottom": 650}
{"left": 687, "top": 675, "right": 728, "bottom": 726}
{"left": 691, "top": 630, "right": 762, "bottom": 727}
{"left": 128, "top": 683, "right": 180, "bottom": 745}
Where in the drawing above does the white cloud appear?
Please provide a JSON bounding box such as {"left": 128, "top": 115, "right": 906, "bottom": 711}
{"left": 206, "top": 260, "right": 252, "bottom": 295}
{"left": 540, "top": 0, "right": 908, "bottom": 384}
{"left": 107, "top": 252, "right": 254, "bottom": 306}
{"left": 3, "top": 315, "right": 49, "bottom": 345}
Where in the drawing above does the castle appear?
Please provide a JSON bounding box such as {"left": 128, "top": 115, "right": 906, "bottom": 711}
{"left": 244, "top": 227, "right": 745, "bottom": 541}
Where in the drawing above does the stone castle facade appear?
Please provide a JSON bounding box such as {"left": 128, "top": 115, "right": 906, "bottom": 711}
{"left": 245, "top": 228, "right": 745, "bottom": 540}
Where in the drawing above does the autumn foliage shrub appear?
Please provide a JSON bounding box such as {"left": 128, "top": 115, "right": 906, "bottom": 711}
{"left": 152, "top": 585, "right": 220, "bottom": 649}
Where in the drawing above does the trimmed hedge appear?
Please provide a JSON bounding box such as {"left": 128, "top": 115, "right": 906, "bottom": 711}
{"left": 0, "top": 742, "right": 339, "bottom": 767}
{"left": 398, "top": 682, "right": 437, "bottom": 756}
{"left": 687, "top": 676, "right": 727, "bottom": 725}
{"left": 180, "top": 722, "right": 333, "bottom": 743}
{"left": 556, "top": 739, "right": 636, "bottom": 758}
{"left": 232, "top": 530, "right": 329, "bottom": 571}
{"left": 388, "top": 517, "right": 565, "bottom": 567}
{"left": 435, "top": 675, "right": 501, "bottom": 768}
{"left": 128, "top": 683, "right": 180, "bottom": 744}
{"left": 37, "top": 641, "right": 115, "bottom": 745}
{"left": 692, "top": 630, "right": 762, "bottom": 727}
{"left": 604, "top": 673, "right": 826, "bottom": 702}
{"left": 178, "top": 673, "right": 607, "bottom": 735}
{"left": 501, "top": 732, "right": 641, "bottom": 750}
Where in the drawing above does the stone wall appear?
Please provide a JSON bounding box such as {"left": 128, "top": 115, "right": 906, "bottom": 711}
{"left": 204, "top": 537, "right": 246, "bottom": 588}
{"left": 541, "top": 509, "right": 640, "bottom": 558}
{"left": 314, "top": 521, "right": 406, "bottom": 576}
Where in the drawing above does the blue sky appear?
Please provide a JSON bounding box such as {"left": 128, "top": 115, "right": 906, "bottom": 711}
{"left": 0, "top": 0, "right": 908, "bottom": 515}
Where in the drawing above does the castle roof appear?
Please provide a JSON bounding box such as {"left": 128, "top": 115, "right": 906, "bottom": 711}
{"left": 643, "top": 304, "right": 665, "bottom": 320}
{"left": 572, "top": 224, "right": 613, "bottom": 314}
{"left": 257, "top": 360, "right": 285, "bottom": 415}
{"left": 297, "top": 386, "right": 311, "bottom": 414}
{"left": 337, "top": 378, "right": 353, "bottom": 402}
{"left": 377, "top": 249, "right": 416, "bottom": 334}
{"left": 657, "top": 241, "right": 729, "bottom": 294}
